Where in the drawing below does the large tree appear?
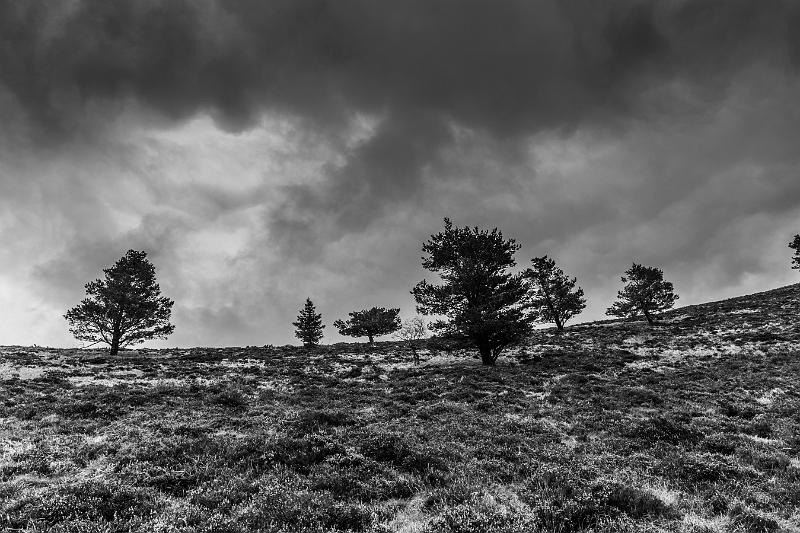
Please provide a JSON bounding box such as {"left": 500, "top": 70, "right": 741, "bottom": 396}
{"left": 412, "top": 218, "right": 533, "bottom": 366}
{"left": 293, "top": 298, "right": 325, "bottom": 347}
{"left": 524, "top": 255, "right": 586, "bottom": 331}
{"left": 606, "top": 263, "right": 678, "bottom": 326}
{"left": 64, "top": 250, "right": 175, "bottom": 355}
{"left": 790, "top": 234, "right": 800, "bottom": 270}
{"left": 333, "top": 307, "right": 401, "bottom": 343}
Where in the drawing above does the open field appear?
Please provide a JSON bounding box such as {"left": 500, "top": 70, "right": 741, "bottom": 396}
{"left": 1, "top": 285, "right": 799, "bottom": 532}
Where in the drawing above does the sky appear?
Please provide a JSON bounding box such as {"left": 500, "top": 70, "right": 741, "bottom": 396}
{"left": 1, "top": 0, "right": 799, "bottom": 348}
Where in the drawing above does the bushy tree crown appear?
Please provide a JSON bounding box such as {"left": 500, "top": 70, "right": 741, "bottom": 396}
{"left": 64, "top": 250, "right": 174, "bottom": 355}
{"left": 790, "top": 235, "right": 800, "bottom": 270}
{"left": 606, "top": 263, "right": 678, "bottom": 326}
{"left": 524, "top": 255, "right": 586, "bottom": 331}
{"left": 333, "top": 307, "right": 401, "bottom": 343}
{"left": 412, "top": 218, "right": 533, "bottom": 365}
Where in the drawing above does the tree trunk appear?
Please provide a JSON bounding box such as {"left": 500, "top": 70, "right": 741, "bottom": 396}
{"left": 110, "top": 311, "right": 122, "bottom": 355}
{"left": 110, "top": 333, "right": 120, "bottom": 356}
{"left": 479, "top": 346, "right": 495, "bottom": 366}
{"left": 368, "top": 334, "right": 374, "bottom": 344}
{"left": 555, "top": 317, "right": 564, "bottom": 331}
{"left": 642, "top": 308, "right": 654, "bottom": 326}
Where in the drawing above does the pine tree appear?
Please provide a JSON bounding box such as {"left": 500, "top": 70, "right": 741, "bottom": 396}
{"left": 606, "top": 263, "right": 678, "bottom": 326}
{"left": 412, "top": 218, "right": 533, "bottom": 366}
{"left": 293, "top": 298, "right": 325, "bottom": 347}
{"left": 524, "top": 256, "right": 586, "bottom": 331}
{"left": 64, "top": 250, "right": 175, "bottom": 355}
{"left": 790, "top": 234, "right": 800, "bottom": 270}
{"left": 333, "top": 307, "right": 401, "bottom": 343}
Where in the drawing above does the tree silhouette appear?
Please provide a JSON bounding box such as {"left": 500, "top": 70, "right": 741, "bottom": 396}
{"left": 413, "top": 218, "right": 533, "bottom": 366}
{"left": 606, "top": 263, "right": 678, "bottom": 326}
{"left": 524, "top": 255, "right": 586, "bottom": 331}
{"left": 790, "top": 234, "right": 800, "bottom": 270}
{"left": 293, "top": 298, "right": 325, "bottom": 347}
{"left": 333, "top": 307, "right": 401, "bottom": 343}
{"left": 65, "top": 250, "right": 174, "bottom": 355}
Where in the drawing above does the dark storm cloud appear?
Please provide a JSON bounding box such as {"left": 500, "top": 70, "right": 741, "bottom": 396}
{"left": 3, "top": 0, "right": 798, "bottom": 152}
{"left": 2, "top": 0, "right": 800, "bottom": 346}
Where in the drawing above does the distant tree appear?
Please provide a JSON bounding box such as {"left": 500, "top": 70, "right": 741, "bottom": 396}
{"left": 606, "top": 263, "right": 679, "bottom": 326}
{"left": 790, "top": 234, "right": 800, "bottom": 270}
{"left": 524, "top": 256, "right": 586, "bottom": 331}
{"left": 333, "top": 307, "right": 401, "bottom": 343}
{"left": 64, "top": 250, "right": 175, "bottom": 355}
{"left": 412, "top": 218, "right": 534, "bottom": 366}
{"left": 293, "top": 298, "right": 325, "bottom": 347}
{"left": 394, "top": 316, "right": 428, "bottom": 365}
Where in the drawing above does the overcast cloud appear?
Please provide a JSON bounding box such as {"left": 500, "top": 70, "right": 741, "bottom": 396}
{"left": 1, "top": 0, "right": 799, "bottom": 347}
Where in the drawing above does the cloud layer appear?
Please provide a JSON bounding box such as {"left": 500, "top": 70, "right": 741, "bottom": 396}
{"left": 1, "top": 0, "right": 799, "bottom": 346}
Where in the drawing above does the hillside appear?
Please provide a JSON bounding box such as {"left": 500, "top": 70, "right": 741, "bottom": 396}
{"left": 1, "top": 284, "right": 799, "bottom": 532}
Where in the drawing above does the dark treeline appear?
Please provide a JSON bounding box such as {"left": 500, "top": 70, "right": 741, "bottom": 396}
{"left": 65, "top": 224, "right": 800, "bottom": 364}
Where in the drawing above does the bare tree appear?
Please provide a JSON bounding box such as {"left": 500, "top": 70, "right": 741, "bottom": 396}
{"left": 395, "top": 317, "right": 428, "bottom": 365}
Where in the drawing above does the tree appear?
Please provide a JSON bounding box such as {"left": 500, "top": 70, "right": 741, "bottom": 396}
{"left": 524, "top": 255, "right": 586, "bottom": 331}
{"left": 412, "top": 218, "right": 534, "bottom": 366}
{"left": 64, "top": 250, "right": 175, "bottom": 355}
{"left": 333, "top": 307, "right": 401, "bottom": 343}
{"left": 606, "top": 263, "right": 678, "bottom": 326}
{"left": 293, "top": 298, "right": 325, "bottom": 347}
{"left": 790, "top": 234, "right": 800, "bottom": 270}
{"left": 394, "top": 316, "right": 428, "bottom": 365}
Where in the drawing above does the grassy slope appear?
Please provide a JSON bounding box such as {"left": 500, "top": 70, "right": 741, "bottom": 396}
{"left": 1, "top": 284, "right": 799, "bottom": 532}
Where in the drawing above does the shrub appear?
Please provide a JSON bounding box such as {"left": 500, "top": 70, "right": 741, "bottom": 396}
{"left": 209, "top": 386, "right": 248, "bottom": 408}
{"left": 625, "top": 414, "right": 701, "bottom": 446}
{"left": 700, "top": 433, "right": 739, "bottom": 455}
{"left": 2, "top": 480, "right": 158, "bottom": 528}
{"left": 605, "top": 483, "right": 675, "bottom": 519}
{"left": 309, "top": 453, "right": 417, "bottom": 501}
{"left": 424, "top": 498, "right": 531, "bottom": 533}
{"left": 523, "top": 468, "right": 616, "bottom": 532}
{"left": 266, "top": 433, "right": 345, "bottom": 474}
{"left": 729, "top": 502, "right": 780, "bottom": 532}
{"left": 235, "top": 477, "right": 375, "bottom": 532}
{"left": 358, "top": 432, "right": 448, "bottom": 474}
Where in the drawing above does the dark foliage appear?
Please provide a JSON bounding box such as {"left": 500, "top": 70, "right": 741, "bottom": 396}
{"left": 412, "top": 218, "right": 533, "bottom": 365}
{"left": 790, "top": 234, "right": 800, "bottom": 270}
{"left": 64, "top": 250, "right": 174, "bottom": 355}
{"left": 524, "top": 255, "right": 586, "bottom": 331}
{"left": 333, "top": 306, "right": 401, "bottom": 343}
{"left": 606, "top": 263, "right": 679, "bottom": 325}
{"left": 293, "top": 297, "right": 325, "bottom": 347}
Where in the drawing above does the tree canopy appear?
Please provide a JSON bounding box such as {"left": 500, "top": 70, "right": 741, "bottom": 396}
{"left": 524, "top": 255, "right": 586, "bottom": 331}
{"left": 790, "top": 234, "right": 800, "bottom": 270}
{"left": 412, "top": 218, "right": 533, "bottom": 366}
{"left": 606, "top": 263, "right": 678, "bottom": 326}
{"left": 293, "top": 298, "right": 325, "bottom": 347}
{"left": 333, "top": 306, "right": 401, "bottom": 343}
{"left": 64, "top": 250, "right": 174, "bottom": 355}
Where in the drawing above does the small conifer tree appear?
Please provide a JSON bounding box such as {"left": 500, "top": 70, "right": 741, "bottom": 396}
{"left": 606, "top": 263, "right": 678, "bottom": 326}
{"left": 64, "top": 250, "right": 175, "bottom": 355}
{"left": 293, "top": 298, "right": 325, "bottom": 347}
{"left": 790, "top": 234, "right": 800, "bottom": 270}
{"left": 524, "top": 255, "right": 586, "bottom": 331}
